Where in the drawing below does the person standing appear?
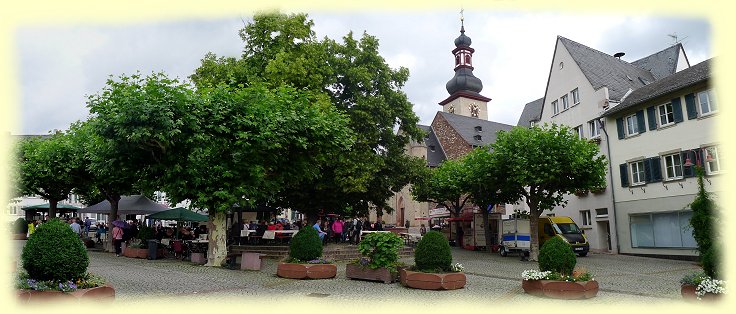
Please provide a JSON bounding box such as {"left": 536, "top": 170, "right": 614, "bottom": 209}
{"left": 352, "top": 218, "right": 363, "bottom": 244}
{"left": 84, "top": 216, "right": 92, "bottom": 235}
{"left": 112, "top": 224, "right": 124, "bottom": 257}
{"left": 331, "top": 218, "right": 344, "bottom": 243}
{"left": 70, "top": 218, "right": 82, "bottom": 238}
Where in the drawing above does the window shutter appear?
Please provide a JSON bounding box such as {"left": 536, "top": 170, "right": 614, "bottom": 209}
{"left": 619, "top": 163, "right": 629, "bottom": 187}
{"left": 644, "top": 158, "right": 653, "bottom": 182}
{"left": 672, "top": 97, "right": 684, "bottom": 123}
{"left": 616, "top": 117, "right": 625, "bottom": 139}
{"left": 683, "top": 150, "right": 695, "bottom": 178}
{"left": 647, "top": 106, "right": 657, "bottom": 130}
{"left": 650, "top": 156, "right": 662, "bottom": 182}
{"left": 685, "top": 93, "right": 698, "bottom": 120}
{"left": 636, "top": 110, "right": 646, "bottom": 134}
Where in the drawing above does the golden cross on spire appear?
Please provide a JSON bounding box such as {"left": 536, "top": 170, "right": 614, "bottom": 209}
{"left": 460, "top": 8, "right": 464, "bottom": 23}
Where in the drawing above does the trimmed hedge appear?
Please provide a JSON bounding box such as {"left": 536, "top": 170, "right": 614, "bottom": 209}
{"left": 21, "top": 218, "right": 89, "bottom": 281}
{"left": 289, "top": 225, "right": 323, "bottom": 262}
{"left": 538, "top": 235, "right": 576, "bottom": 275}
{"left": 358, "top": 231, "right": 403, "bottom": 270}
{"left": 414, "top": 230, "right": 452, "bottom": 272}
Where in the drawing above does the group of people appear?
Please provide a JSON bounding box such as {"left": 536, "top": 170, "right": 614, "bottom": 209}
{"left": 311, "top": 217, "right": 386, "bottom": 244}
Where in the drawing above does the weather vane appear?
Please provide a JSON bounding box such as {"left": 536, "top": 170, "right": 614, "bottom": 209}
{"left": 460, "top": 8, "right": 464, "bottom": 27}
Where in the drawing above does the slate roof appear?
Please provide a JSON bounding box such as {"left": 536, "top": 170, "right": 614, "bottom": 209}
{"left": 559, "top": 36, "right": 656, "bottom": 101}
{"left": 438, "top": 111, "right": 514, "bottom": 147}
{"left": 602, "top": 58, "right": 711, "bottom": 117}
{"left": 631, "top": 44, "right": 686, "bottom": 81}
{"left": 516, "top": 97, "right": 544, "bottom": 127}
{"left": 417, "top": 124, "right": 447, "bottom": 167}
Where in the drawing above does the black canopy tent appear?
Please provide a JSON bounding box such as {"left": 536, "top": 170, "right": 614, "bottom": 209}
{"left": 78, "top": 195, "right": 168, "bottom": 217}
{"left": 21, "top": 203, "right": 81, "bottom": 220}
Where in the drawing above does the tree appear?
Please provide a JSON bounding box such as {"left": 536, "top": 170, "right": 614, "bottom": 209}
{"left": 160, "top": 84, "right": 353, "bottom": 266}
{"left": 462, "top": 147, "right": 521, "bottom": 253}
{"left": 81, "top": 72, "right": 199, "bottom": 251}
{"left": 411, "top": 159, "right": 470, "bottom": 246}
{"left": 689, "top": 166, "right": 720, "bottom": 278}
{"left": 190, "top": 12, "right": 423, "bottom": 223}
{"left": 490, "top": 124, "right": 607, "bottom": 261}
{"left": 16, "top": 131, "right": 83, "bottom": 218}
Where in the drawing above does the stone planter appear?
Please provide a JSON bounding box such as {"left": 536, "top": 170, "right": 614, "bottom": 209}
{"left": 13, "top": 233, "right": 28, "bottom": 240}
{"left": 345, "top": 264, "right": 399, "bottom": 283}
{"left": 123, "top": 247, "right": 148, "bottom": 259}
{"left": 681, "top": 284, "right": 722, "bottom": 301}
{"left": 17, "top": 285, "right": 115, "bottom": 303}
{"left": 522, "top": 279, "right": 598, "bottom": 299}
{"left": 399, "top": 268, "right": 466, "bottom": 290}
{"left": 276, "top": 262, "right": 337, "bottom": 279}
{"left": 190, "top": 252, "right": 206, "bottom": 265}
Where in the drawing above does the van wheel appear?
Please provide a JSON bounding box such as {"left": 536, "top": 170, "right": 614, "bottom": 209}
{"left": 499, "top": 246, "right": 508, "bottom": 257}
{"left": 577, "top": 252, "right": 588, "bottom": 257}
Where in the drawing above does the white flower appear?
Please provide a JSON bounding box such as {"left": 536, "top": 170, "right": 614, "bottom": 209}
{"left": 521, "top": 269, "right": 551, "bottom": 280}
{"left": 696, "top": 278, "right": 726, "bottom": 300}
{"left": 451, "top": 262, "right": 464, "bottom": 272}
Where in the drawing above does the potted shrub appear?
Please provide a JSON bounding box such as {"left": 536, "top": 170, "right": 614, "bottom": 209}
{"left": 346, "top": 231, "right": 405, "bottom": 283}
{"left": 13, "top": 217, "right": 29, "bottom": 240}
{"left": 399, "top": 230, "right": 466, "bottom": 290}
{"left": 16, "top": 218, "right": 115, "bottom": 302}
{"left": 521, "top": 236, "right": 598, "bottom": 299}
{"left": 276, "top": 226, "right": 336, "bottom": 279}
{"left": 680, "top": 272, "right": 726, "bottom": 301}
{"left": 123, "top": 241, "right": 148, "bottom": 258}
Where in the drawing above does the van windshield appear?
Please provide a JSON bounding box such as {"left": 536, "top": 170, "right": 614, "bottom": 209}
{"left": 555, "top": 223, "right": 581, "bottom": 234}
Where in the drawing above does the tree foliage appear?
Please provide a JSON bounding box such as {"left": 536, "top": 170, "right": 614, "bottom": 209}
{"left": 190, "top": 11, "right": 423, "bottom": 221}
{"left": 490, "top": 124, "right": 607, "bottom": 260}
{"left": 689, "top": 166, "right": 720, "bottom": 278}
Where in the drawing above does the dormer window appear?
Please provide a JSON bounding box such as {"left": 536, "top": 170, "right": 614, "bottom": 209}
{"left": 473, "top": 135, "right": 482, "bottom": 141}
{"left": 474, "top": 126, "right": 483, "bottom": 132}
{"left": 429, "top": 145, "right": 436, "bottom": 152}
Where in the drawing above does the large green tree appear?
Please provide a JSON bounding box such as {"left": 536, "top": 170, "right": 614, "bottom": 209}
{"left": 490, "top": 124, "right": 607, "bottom": 261}
{"left": 462, "top": 147, "right": 521, "bottom": 253}
{"left": 190, "top": 12, "right": 423, "bottom": 222}
{"left": 15, "top": 131, "right": 83, "bottom": 218}
{"left": 411, "top": 159, "right": 470, "bottom": 246}
{"left": 160, "top": 84, "right": 353, "bottom": 266}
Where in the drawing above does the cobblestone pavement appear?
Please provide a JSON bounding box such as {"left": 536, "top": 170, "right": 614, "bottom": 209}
{"left": 10, "top": 241, "right": 705, "bottom": 307}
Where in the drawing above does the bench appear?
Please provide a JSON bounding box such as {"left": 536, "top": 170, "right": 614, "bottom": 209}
{"left": 241, "top": 252, "right": 267, "bottom": 271}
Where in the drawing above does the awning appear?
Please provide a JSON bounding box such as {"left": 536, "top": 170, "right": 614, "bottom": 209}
{"left": 147, "top": 207, "right": 208, "bottom": 222}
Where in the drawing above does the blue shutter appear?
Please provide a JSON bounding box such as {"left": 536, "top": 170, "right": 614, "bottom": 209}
{"left": 636, "top": 110, "right": 646, "bottom": 134}
{"left": 616, "top": 117, "right": 625, "bottom": 139}
{"left": 647, "top": 106, "right": 657, "bottom": 130}
{"left": 672, "top": 97, "right": 684, "bottom": 123}
{"left": 619, "top": 163, "right": 629, "bottom": 187}
{"left": 644, "top": 158, "right": 653, "bottom": 182}
{"left": 685, "top": 93, "right": 698, "bottom": 120}
{"left": 650, "top": 156, "right": 662, "bottom": 182}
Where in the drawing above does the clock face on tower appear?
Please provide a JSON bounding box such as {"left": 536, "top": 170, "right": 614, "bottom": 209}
{"left": 470, "top": 103, "right": 479, "bottom": 117}
{"left": 448, "top": 105, "right": 455, "bottom": 114}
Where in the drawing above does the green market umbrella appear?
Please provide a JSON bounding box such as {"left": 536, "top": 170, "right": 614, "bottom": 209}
{"left": 146, "top": 207, "right": 208, "bottom": 222}
{"left": 22, "top": 203, "right": 80, "bottom": 215}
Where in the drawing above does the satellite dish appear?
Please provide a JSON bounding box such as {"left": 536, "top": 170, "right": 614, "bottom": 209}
{"left": 614, "top": 52, "right": 625, "bottom": 59}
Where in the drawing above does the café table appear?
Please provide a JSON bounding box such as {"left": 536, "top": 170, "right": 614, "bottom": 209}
{"left": 262, "top": 229, "right": 298, "bottom": 240}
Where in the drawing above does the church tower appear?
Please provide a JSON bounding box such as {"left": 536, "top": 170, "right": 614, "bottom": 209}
{"left": 439, "top": 15, "right": 491, "bottom": 120}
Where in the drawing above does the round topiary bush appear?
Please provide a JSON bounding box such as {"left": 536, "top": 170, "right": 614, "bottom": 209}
{"left": 538, "top": 235, "right": 576, "bottom": 275}
{"left": 21, "top": 218, "right": 89, "bottom": 281}
{"left": 14, "top": 217, "right": 29, "bottom": 234}
{"left": 414, "top": 230, "right": 452, "bottom": 272}
{"left": 289, "top": 225, "right": 323, "bottom": 262}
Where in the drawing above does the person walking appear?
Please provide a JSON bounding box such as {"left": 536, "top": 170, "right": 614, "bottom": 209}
{"left": 112, "top": 224, "right": 124, "bottom": 257}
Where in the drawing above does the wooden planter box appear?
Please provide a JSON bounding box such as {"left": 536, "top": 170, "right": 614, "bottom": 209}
{"left": 123, "top": 247, "right": 165, "bottom": 259}
{"left": 17, "top": 285, "right": 115, "bottom": 303}
{"left": 522, "top": 279, "right": 599, "bottom": 299}
{"left": 681, "top": 284, "right": 722, "bottom": 301}
{"left": 399, "top": 268, "right": 466, "bottom": 290}
{"left": 276, "top": 262, "right": 337, "bottom": 279}
{"left": 345, "top": 264, "right": 398, "bottom": 283}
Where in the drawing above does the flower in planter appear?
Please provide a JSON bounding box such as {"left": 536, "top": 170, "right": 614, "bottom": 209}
{"left": 696, "top": 278, "right": 726, "bottom": 300}
{"left": 450, "top": 263, "right": 464, "bottom": 272}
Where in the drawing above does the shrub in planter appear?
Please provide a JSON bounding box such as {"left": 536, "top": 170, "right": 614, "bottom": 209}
{"left": 538, "top": 236, "right": 576, "bottom": 276}
{"left": 287, "top": 226, "right": 323, "bottom": 263}
{"left": 22, "top": 219, "right": 88, "bottom": 281}
{"left": 414, "top": 231, "right": 452, "bottom": 272}
{"left": 357, "top": 231, "right": 404, "bottom": 271}
{"left": 137, "top": 226, "right": 155, "bottom": 249}
{"left": 14, "top": 217, "right": 29, "bottom": 234}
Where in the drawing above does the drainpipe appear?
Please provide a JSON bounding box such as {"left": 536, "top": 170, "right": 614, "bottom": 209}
{"left": 598, "top": 117, "right": 620, "bottom": 254}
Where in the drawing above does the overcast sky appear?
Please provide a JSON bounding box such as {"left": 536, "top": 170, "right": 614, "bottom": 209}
{"left": 14, "top": 10, "right": 711, "bottom": 135}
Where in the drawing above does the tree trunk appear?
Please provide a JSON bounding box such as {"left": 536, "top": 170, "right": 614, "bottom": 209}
{"left": 452, "top": 207, "right": 463, "bottom": 247}
{"left": 206, "top": 210, "right": 227, "bottom": 267}
{"left": 482, "top": 205, "right": 493, "bottom": 253}
{"left": 305, "top": 211, "right": 319, "bottom": 226}
{"left": 48, "top": 199, "right": 58, "bottom": 219}
{"left": 105, "top": 194, "right": 120, "bottom": 253}
{"left": 528, "top": 202, "right": 540, "bottom": 262}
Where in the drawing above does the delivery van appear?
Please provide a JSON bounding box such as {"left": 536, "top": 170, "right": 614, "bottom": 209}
{"left": 500, "top": 216, "right": 589, "bottom": 257}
